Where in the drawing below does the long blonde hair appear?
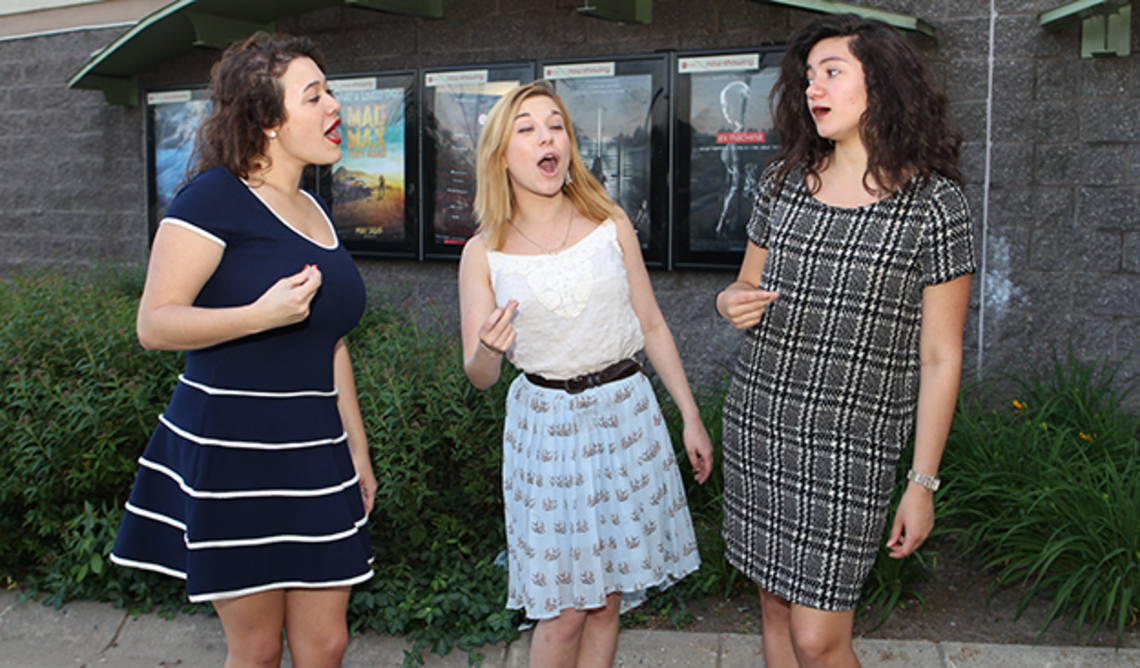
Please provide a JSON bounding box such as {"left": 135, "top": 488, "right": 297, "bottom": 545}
{"left": 473, "top": 80, "right": 618, "bottom": 251}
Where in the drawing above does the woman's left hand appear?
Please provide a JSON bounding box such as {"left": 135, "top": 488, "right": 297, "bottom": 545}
{"left": 354, "top": 452, "right": 378, "bottom": 515}
{"left": 886, "top": 486, "right": 935, "bottom": 558}
{"left": 683, "top": 420, "right": 715, "bottom": 485}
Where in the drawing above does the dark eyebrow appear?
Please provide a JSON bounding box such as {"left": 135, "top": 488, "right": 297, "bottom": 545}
{"left": 302, "top": 80, "right": 324, "bottom": 94}
{"left": 806, "top": 55, "right": 847, "bottom": 74}
{"left": 515, "top": 109, "right": 562, "bottom": 121}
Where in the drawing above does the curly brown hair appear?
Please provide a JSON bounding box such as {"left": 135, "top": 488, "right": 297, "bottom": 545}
{"left": 769, "top": 13, "right": 962, "bottom": 195}
{"left": 191, "top": 32, "right": 326, "bottom": 180}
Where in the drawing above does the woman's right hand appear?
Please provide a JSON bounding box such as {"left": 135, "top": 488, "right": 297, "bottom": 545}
{"left": 718, "top": 287, "right": 779, "bottom": 330}
{"left": 477, "top": 299, "right": 518, "bottom": 355}
{"left": 252, "top": 264, "right": 323, "bottom": 330}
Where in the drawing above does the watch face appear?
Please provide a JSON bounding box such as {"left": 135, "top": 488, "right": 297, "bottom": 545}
{"left": 929, "top": 477, "right": 941, "bottom": 492}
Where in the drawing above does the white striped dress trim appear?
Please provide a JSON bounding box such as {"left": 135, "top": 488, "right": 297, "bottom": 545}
{"left": 187, "top": 570, "right": 374, "bottom": 603}
{"left": 157, "top": 414, "right": 348, "bottom": 451}
{"left": 161, "top": 218, "right": 226, "bottom": 248}
{"left": 184, "top": 516, "right": 370, "bottom": 550}
{"left": 178, "top": 375, "right": 339, "bottom": 398}
{"left": 137, "top": 456, "right": 359, "bottom": 499}
{"left": 124, "top": 501, "right": 187, "bottom": 531}
{"left": 109, "top": 553, "right": 187, "bottom": 580}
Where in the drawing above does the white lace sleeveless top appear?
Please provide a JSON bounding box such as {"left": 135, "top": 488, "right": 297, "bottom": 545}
{"left": 486, "top": 219, "right": 645, "bottom": 380}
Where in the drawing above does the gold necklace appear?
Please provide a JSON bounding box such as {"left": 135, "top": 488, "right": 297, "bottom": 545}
{"left": 510, "top": 205, "right": 573, "bottom": 254}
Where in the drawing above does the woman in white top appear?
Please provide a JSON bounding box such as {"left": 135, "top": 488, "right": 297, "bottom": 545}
{"left": 458, "top": 81, "right": 714, "bottom": 668}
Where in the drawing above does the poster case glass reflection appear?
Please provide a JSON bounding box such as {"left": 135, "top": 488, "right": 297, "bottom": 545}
{"left": 422, "top": 62, "right": 536, "bottom": 259}
{"left": 539, "top": 54, "right": 668, "bottom": 267}
{"left": 145, "top": 87, "right": 212, "bottom": 240}
{"left": 320, "top": 72, "right": 418, "bottom": 258}
{"left": 673, "top": 48, "right": 783, "bottom": 269}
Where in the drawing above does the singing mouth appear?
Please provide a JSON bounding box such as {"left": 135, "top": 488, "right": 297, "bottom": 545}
{"left": 538, "top": 151, "right": 560, "bottom": 177}
{"left": 325, "top": 118, "right": 341, "bottom": 145}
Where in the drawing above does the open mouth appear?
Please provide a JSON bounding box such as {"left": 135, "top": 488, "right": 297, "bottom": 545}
{"left": 811, "top": 105, "right": 830, "bottom": 121}
{"left": 325, "top": 118, "right": 342, "bottom": 145}
{"left": 538, "top": 152, "right": 560, "bottom": 177}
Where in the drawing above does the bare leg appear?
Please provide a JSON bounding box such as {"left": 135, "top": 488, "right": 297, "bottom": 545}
{"left": 529, "top": 608, "right": 588, "bottom": 668}
{"left": 759, "top": 588, "right": 798, "bottom": 668}
{"left": 788, "top": 604, "right": 860, "bottom": 668}
{"left": 575, "top": 593, "right": 622, "bottom": 668}
{"left": 213, "top": 591, "right": 286, "bottom": 668}
{"left": 283, "top": 587, "right": 351, "bottom": 668}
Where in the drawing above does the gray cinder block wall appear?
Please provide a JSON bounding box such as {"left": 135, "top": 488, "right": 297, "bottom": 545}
{"left": 0, "top": 0, "right": 1136, "bottom": 390}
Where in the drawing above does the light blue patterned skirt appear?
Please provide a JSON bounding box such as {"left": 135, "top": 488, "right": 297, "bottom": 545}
{"left": 502, "top": 372, "right": 701, "bottom": 620}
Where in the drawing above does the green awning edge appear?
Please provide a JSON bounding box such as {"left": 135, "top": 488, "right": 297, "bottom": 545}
{"left": 67, "top": 0, "right": 443, "bottom": 106}
{"left": 753, "top": 0, "right": 936, "bottom": 37}
{"left": 1039, "top": 0, "right": 1132, "bottom": 29}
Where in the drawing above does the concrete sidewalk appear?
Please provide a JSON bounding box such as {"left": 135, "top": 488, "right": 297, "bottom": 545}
{"left": 3, "top": 589, "right": 1139, "bottom": 667}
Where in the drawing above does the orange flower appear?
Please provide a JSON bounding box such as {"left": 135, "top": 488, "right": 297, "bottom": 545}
{"left": 1012, "top": 400, "right": 1026, "bottom": 413}
{"left": 1079, "top": 432, "right": 1095, "bottom": 442}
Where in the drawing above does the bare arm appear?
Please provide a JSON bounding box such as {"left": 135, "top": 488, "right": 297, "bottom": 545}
{"left": 334, "top": 338, "right": 376, "bottom": 515}
{"left": 715, "top": 241, "right": 778, "bottom": 329}
{"left": 458, "top": 235, "right": 517, "bottom": 391}
{"left": 615, "top": 214, "right": 713, "bottom": 484}
{"left": 887, "top": 272, "right": 973, "bottom": 558}
{"left": 136, "top": 223, "right": 321, "bottom": 351}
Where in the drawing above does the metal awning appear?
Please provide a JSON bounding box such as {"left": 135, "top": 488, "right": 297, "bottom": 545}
{"left": 751, "top": 0, "right": 935, "bottom": 37}
{"left": 1039, "top": 0, "right": 1131, "bottom": 57}
{"left": 67, "top": 0, "right": 442, "bottom": 106}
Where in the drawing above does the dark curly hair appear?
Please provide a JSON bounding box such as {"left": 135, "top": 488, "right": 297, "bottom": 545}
{"left": 191, "top": 32, "right": 326, "bottom": 180}
{"left": 769, "top": 13, "right": 962, "bottom": 195}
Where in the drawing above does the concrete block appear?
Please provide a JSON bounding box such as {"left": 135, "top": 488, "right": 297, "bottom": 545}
{"left": 1034, "top": 145, "right": 1081, "bottom": 186}
{"left": 1124, "top": 233, "right": 1140, "bottom": 273}
{"left": 343, "top": 630, "right": 507, "bottom": 667}
{"left": 1115, "top": 318, "right": 1138, "bottom": 359}
{"left": 1072, "top": 273, "right": 1140, "bottom": 317}
{"left": 996, "top": 0, "right": 1040, "bottom": 13}
{"left": 938, "top": 17, "right": 993, "bottom": 60}
{"left": 0, "top": 592, "right": 124, "bottom": 668}
{"left": 941, "top": 642, "right": 1140, "bottom": 667}
{"left": 854, "top": 638, "right": 943, "bottom": 667}
{"left": 990, "top": 58, "right": 1035, "bottom": 101}
{"left": 953, "top": 100, "right": 988, "bottom": 143}
{"left": 1029, "top": 228, "right": 1122, "bottom": 272}
{"left": 1008, "top": 270, "right": 1072, "bottom": 313}
{"left": 989, "top": 143, "right": 1035, "bottom": 188}
{"left": 993, "top": 100, "right": 1077, "bottom": 144}
{"left": 98, "top": 611, "right": 227, "bottom": 667}
{"left": 1077, "top": 57, "right": 1131, "bottom": 98}
{"left": 612, "top": 629, "right": 719, "bottom": 667}
{"left": 1077, "top": 187, "right": 1140, "bottom": 230}
{"left": 1081, "top": 100, "right": 1140, "bottom": 143}
{"left": 719, "top": 633, "right": 764, "bottom": 668}
{"left": 1024, "top": 313, "right": 1116, "bottom": 357}
{"left": 995, "top": 14, "right": 1066, "bottom": 59}
{"left": 1036, "top": 57, "right": 1078, "bottom": 101}
{"left": 1078, "top": 144, "right": 1129, "bottom": 186}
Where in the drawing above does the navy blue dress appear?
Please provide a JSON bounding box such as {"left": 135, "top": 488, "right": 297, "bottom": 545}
{"left": 111, "top": 168, "right": 373, "bottom": 602}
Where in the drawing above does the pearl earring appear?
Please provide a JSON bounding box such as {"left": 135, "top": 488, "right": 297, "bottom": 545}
{"left": 268, "top": 130, "right": 278, "bottom": 139}
{"left": 564, "top": 163, "right": 573, "bottom": 186}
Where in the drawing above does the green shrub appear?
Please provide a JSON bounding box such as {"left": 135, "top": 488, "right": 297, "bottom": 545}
{"left": 942, "top": 350, "right": 1140, "bottom": 645}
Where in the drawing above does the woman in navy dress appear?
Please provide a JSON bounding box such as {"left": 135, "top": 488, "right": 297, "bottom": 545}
{"left": 111, "top": 34, "right": 375, "bottom": 668}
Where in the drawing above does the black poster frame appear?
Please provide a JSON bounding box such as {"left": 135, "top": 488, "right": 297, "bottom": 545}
{"left": 421, "top": 61, "right": 537, "bottom": 260}
{"left": 144, "top": 86, "right": 212, "bottom": 241}
{"left": 319, "top": 71, "right": 419, "bottom": 259}
{"left": 672, "top": 48, "right": 784, "bottom": 270}
{"left": 538, "top": 53, "right": 670, "bottom": 268}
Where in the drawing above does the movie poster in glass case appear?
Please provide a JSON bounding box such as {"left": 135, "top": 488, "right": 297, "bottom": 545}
{"left": 422, "top": 62, "right": 535, "bottom": 258}
{"left": 674, "top": 49, "right": 783, "bottom": 269}
{"left": 541, "top": 55, "right": 668, "bottom": 266}
{"left": 325, "top": 72, "right": 417, "bottom": 258}
{"left": 146, "top": 87, "right": 211, "bottom": 237}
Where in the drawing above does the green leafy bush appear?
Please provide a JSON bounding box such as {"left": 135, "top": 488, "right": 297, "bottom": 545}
{"left": 942, "top": 350, "right": 1140, "bottom": 645}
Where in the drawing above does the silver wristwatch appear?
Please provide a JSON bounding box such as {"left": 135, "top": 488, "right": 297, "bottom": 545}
{"left": 907, "top": 469, "right": 941, "bottom": 492}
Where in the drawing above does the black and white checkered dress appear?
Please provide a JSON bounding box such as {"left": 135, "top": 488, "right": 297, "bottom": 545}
{"left": 722, "top": 163, "right": 976, "bottom": 611}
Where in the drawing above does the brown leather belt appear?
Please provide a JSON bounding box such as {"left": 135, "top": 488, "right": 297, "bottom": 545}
{"left": 525, "top": 358, "right": 644, "bottom": 395}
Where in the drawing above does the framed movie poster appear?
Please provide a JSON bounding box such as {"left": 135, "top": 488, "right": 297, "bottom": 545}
{"left": 540, "top": 54, "right": 668, "bottom": 267}
{"left": 145, "top": 87, "right": 211, "bottom": 239}
{"left": 422, "top": 62, "right": 536, "bottom": 259}
{"left": 673, "top": 49, "right": 783, "bottom": 269}
{"left": 322, "top": 72, "right": 418, "bottom": 258}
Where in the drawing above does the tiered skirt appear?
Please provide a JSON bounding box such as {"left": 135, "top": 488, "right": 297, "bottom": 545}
{"left": 111, "top": 375, "right": 373, "bottom": 602}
